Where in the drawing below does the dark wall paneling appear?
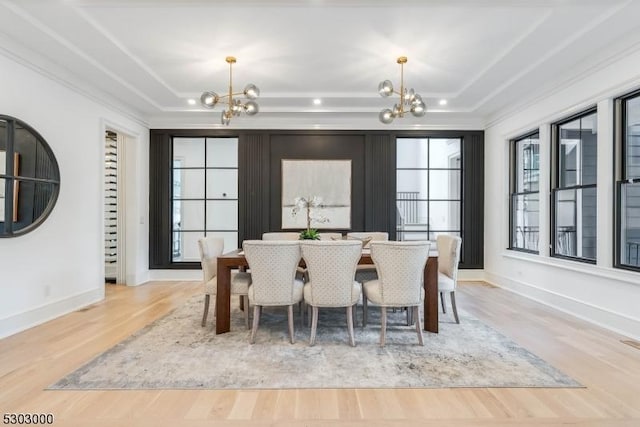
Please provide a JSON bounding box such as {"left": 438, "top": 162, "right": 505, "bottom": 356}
{"left": 149, "top": 129, "right": 484, "bottom": 270}
{"left": 238, "top": 133, "right": 269, "bottom": 242}
{"left": 149, "top": 131, "right": 173, "bottom": 269}
{"left": 365, "top": 134, "right": 396, "bottom": 239}
{"left": 269, "top": 133, "right": 366, "bottom": 234}
{"left": 461, "top": 132, "right": 485, "bottom": 269}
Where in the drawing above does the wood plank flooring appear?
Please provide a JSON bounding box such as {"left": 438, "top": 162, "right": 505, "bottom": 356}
{"left": 1, "top": 281, "right": 639, "bottom": 427}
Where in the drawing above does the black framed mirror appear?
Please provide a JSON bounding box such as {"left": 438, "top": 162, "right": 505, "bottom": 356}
{"left": 0, "top": 115, "right": 60, "bottom": 237}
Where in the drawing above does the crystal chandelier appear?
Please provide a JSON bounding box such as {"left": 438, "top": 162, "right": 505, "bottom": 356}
{"left": 200, "top": 56, "right": 260, "bottom": 125}
{"left": 377, "top": 56, "right": 426, "bottom": 124}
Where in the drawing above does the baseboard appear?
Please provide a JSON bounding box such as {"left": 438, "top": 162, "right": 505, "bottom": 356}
{"left": 458, "top": 269, "right": 485, "bottom": 282}
{"left": 127, "top": 270, "right": 150, "bottom": 286}
{"left": 0, "top": 288, "right": 104, "bottom": 339}
{"left": 484, "top": 271, "right": 640, "bottom": 342}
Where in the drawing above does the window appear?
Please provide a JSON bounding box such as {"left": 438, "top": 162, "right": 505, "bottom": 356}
{"left": 171, "top": 137, "right": 238, "bottom": 262}
{"left": 0, "top": 115, "right": 60, "bottom": 237}
{"left": 509, "top": 132, "right": 540, "bottom": 252}
{"left": 551, "top": 109, "right": 597, "bottom": 262}
{"left": 396, "top": 138, "right": 461, "bottom": 242}
{"left": 615, "top": 90, "right": 640, "bottom": 270}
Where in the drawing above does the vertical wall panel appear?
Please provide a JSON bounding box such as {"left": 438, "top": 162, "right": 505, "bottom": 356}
{"left": 238, "top": 133, "right": 269, "bottom": 242}
{"left": 365, "top": 134, "right": 396, "bottom": 239}
{"left": 462, "top": 132, "right": 485, "bottom": 268}
{"left": 149, "top": 131, "right": 172, "bottom": 268}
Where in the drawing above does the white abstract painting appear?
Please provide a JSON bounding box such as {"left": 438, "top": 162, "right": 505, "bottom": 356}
{"left": 281, "top": 160, "right": 351, "bottom": 229}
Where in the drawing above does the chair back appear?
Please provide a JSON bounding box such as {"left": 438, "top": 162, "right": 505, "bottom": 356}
{"left": 436, "top": 235, "right": 462, "bottom": 282}
{"left": 262, "top": 232, "right": 300, "bottom": 241}
{"left": 347, "top": 232, "right": 389, "bottom": 248}
{"left": 198, "top": 237, "right": 225, "bottom": 282}
{"left": 318, "top": 232, "right": 343, "bottom": 240}
{"left": 301, "top": 240, "right": 362, "bottom": 306}
{"left": 243, "top": 240, "right": 301, "bottom": 305}
{"left": 370, "top": 241, "right": 430, "bottom": 306}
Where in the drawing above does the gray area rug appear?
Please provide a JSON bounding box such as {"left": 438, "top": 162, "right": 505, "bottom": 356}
{"left": 51, "top": 295, "right": 580, "bottom": 390}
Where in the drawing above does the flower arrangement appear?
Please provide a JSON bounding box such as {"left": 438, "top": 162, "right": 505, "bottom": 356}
{"left": 292, "top": 196, "right": 329, "bottom": 240}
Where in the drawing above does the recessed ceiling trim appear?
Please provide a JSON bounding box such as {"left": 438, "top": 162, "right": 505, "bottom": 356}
{"left": 470, "top": 0, "right": 631, "bottom": 112}
{"left": 3, "top": 0, "right": 165, "bottom": 111}
{"left": 73, "top": 6, "right": 183, "bottom": 99}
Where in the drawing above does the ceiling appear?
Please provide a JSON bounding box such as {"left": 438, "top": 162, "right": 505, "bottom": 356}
{"left": 1, "top": 0, "right": 640, "bottom": 129}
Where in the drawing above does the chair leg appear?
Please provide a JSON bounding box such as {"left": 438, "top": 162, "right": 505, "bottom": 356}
{"left": 414, "top": 306, "right": 424, "bottom": 346}
{"left": 201, "top": 294, "right": 210, "bottom": 327}
{"left": 288, "top": 305, "right": 296, "bottom": 344}
{"left": 352, "top": 303, "right": 357, "bottom": 328}
{"left": 250, "top": 305, "right": 261, "bottom": 344}
{"left": 380, "top": 307, "right": 387, "bottom": 347}
{"left": 440, "top": 292, "right": 446, "bottom": 313}
{"left": 450, "top": 291, "right": 460, "bottom": 324}
{"left": 243, "top": 295, "right": 250, "bottom": 330}
{"left": 310, "top": 306, "right": 319, "bottom": 346}
{"left": 362, "top": 296, "right": 368, "bottom": 328}
{"left": 346, "top": 305, "right": 355, "bottom": 347}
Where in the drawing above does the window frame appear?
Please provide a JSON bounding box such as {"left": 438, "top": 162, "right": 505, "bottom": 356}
{"left": 614, "top": 88, "right": 640, "bottom": 272}
{"left": 395, "top": 137, "right": 463, "bottom": 245}
{"left": 550, "top": 107, "right": 598, "bottom": 264}
{"left": 170, "top": 136, "right": 239, "bottom": 265}
{"left": 508, "top": 130, "right": 540, "bottom": 254}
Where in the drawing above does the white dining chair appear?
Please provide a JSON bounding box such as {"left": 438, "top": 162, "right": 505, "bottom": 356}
{"left": 437, "top": 235, "right": 463, "bottom": 324}
{"left": 318, "top": 232, "right": 343, "bottom": 240}
{"left": 243, "top": 240, "right": 304, "bottom": 344}
{"left": 198, "top": 236, "right": 252, "bottom": 329}
{"left": 300, "top": 240, "right": 362, "bottom": 346}
{"left": 363, "top": 241, "right": 430, "bottom": 347}
{"left": 347, "top": 232, "right": 389, "bottom": 283}
{"left": 262, "top": 232, "right": 300, "bottom": 241}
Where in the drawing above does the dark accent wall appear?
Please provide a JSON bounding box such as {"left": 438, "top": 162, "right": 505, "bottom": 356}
{"left": 149, "top": 129, "right": 484, "bottom": 269}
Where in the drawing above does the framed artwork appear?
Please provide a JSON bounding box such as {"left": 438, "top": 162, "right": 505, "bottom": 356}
{"left": 281, "top": 159, "right": 351, "bottom": 229}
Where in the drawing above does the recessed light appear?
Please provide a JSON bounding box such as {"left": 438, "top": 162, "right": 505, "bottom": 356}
{"left": 313, "top": 98, "right": 322, "bottom": 105}
{"left": 439, "top": 99, "right": 448, "bottom": 106}
{"left": 187, "top": 99, "right": 196, "bottom": 105}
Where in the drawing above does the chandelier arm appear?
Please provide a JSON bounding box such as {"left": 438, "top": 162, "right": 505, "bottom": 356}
{"left": 228, "top": 59, "right": 233, "bottom": 112}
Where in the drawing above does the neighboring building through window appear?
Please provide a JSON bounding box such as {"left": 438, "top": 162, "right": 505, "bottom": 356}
{"left": 171, "top": 137, "right": 238, "bottom": 262}
{"left": 396, "top": 138, "right": 462, "bottom": 243}
{"left": 615, "top": 90, "right": 640, "bottom": 270}
{"left": 551, "top": 109, "right": 597, "bottom": 262}
{"left": 509, "top": 131, "right": 540, "bottom": 252}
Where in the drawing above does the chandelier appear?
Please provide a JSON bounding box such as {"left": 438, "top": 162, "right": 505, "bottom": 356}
{"left": 377, "top": 56, "right": 426, "bottom": 124}
{"left": 200, "top": 56, "right": 260, "bottom": 125}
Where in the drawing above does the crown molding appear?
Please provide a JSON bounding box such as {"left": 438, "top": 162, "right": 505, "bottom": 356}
{"left": 0, "top": 31, "right": 149, "bottom": 128}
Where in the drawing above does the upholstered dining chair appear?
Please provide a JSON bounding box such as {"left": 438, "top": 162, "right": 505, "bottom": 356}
{"left": 363, "top": 241, "right": 430, "bottom": 347}
{"left": 198, "top": 236, "right": 252, "bottom": 329}
{"left": 437, "top": 235, "right": 463, "bottom": 324}
{"left": 242, "top": 240, "right": 304, "bottom": 344}
{"left": 318, "top": 232, "right": 343, "bottom": 240}
{"left": 300, "top": 240, "right": 362, "bottom": 346}
{"left": 347, "top": 232, "right": 389, "bottom": 283}
{"left": 262, "top": 232, "right": 300, "bottom": 241}
{"left": 262, "top": 232, "right": 307, "bottom": 281}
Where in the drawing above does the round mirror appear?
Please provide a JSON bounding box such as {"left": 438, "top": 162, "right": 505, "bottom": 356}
{"left": 0, "top": 115, "right": 60, "bottom": 237}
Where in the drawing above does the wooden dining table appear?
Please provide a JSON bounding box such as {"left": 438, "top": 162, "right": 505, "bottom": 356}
{"left": 215, "top": 249, "right": 439, "bottom": 334}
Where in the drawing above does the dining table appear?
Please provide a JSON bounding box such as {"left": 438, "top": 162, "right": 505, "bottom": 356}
{"left": 215, "top": 248, "right": 439, "bottom": 334}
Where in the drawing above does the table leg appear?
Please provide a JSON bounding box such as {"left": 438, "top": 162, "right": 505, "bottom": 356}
{"left": 216, "top": 263, "right": 232, "bottom": 334}
{"left": 424, "top": 257, "right": 438, "bottom": 333}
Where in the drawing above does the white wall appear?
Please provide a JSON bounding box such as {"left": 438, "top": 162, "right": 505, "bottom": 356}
{"left": 0, "top": 53, "right": 149, "bottom": 338}
{"left": 484, "top": 47, "right": 640, "bottom": 341}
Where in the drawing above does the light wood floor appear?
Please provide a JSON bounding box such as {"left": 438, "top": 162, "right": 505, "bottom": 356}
{"left": 1, "top": 281, "right": 639, "bottom": 427}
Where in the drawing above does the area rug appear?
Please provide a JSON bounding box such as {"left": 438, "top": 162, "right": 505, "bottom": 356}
{"left": 50, "top": 295, "right": 580, "bottom": 390}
